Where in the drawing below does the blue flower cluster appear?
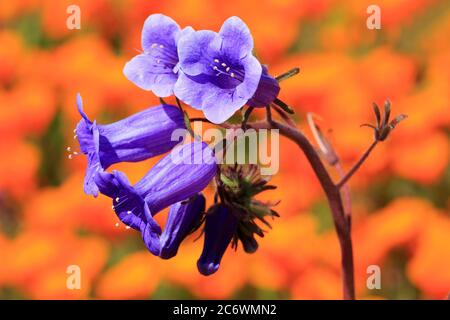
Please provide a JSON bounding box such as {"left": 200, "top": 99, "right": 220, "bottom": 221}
{"left": 76, "top": 14, "right": 280, "bottom": 276}
{"left": 76, "top": 95, "right": 218, "bottom": 271}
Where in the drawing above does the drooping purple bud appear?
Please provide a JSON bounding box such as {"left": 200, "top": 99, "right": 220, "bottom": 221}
{"left": 197, "top": 204, "right": 238, "bottom": 276}
{"left": 75, "top": 93, "right": 185, "bottom": 197}
{"left": 247, "top": 66, "right": 280, "bottom": 107}
{"left": 159, "top": 193, "right": 206, "bottom": 259}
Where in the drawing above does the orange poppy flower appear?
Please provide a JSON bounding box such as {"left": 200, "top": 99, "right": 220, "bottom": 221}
{"left": 0, "top": 138, "right": 39, "bottom": 199}
{"left": 407, "top": 213, "right": 450, "bottom": 299}
{"left": 96, "top": 251, "right": 162, "bottom": 299}
{"left": 291, "top": 266, "right": 341, "bottom": 300}
{"left": 390, "top": 131, "right": 449, "bottom": 185}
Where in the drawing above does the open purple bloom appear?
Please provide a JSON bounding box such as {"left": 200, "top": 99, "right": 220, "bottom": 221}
{"left": 159, "top": 193, "right": 205, "bottom": 259}
{"left": 247, "top": 65, "right": 280, "bottom": 107}
{"left": 75, "top": 94, "right": 185, "bottom": 197}
{"left": 95, "top": 142, "right": 217, "bottom": 255}
{"left": 197, "top": 204, "right": 238, "bottom": 276}
{"left": 174, "top": 16, "right": 263, "bottom": 124}
{"left": 123, "top": 14, "right": 193, "bottom": 97}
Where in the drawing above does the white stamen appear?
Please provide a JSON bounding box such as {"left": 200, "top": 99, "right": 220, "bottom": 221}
{"left": 127, "top": 211, "right": 132, "bottom": 214}
{"left": 73, "top": 135, "right": 77, "bottom": 139}
{"left": 151, "top": 43, "right": 158, "bottom": 48}
{"left": 115, "top": 222, "right": 120, "bottom": 227}
{"left": 73, "top": 152, "right": 78, "bottom": 155}
{"left": 226, "top": 67, "right": 230, "bottom": 72}
{"left": 157, "top": 59, "right": 161, "bottom": 64}
{"left": 230, "top": 73, "right": 235, "bottom": 78}
{"left": 115, "top": 197, "right": 120, "bottom": 202}
{"left": 221, "top": 63, "right": 227, "bottom": 67}
{"left": 214, "top": 59, "right": 219, "bottom": 63}
{"left": 213, "top": 66, "right": 218, "bottom": 70}
{"left": 68, "top": 154, "right": 73, "bottom": 160}
{"left": 66, "top": 147, "right": 72, "bottom": 152}
{"left": 159, "top": 44, "right": 164, "bottom": 48}
{"left": 112, "top": 205, "right": 115, "bottom": 210}
{"left": 125, "top": 226, "right": 131, "bottom": 230}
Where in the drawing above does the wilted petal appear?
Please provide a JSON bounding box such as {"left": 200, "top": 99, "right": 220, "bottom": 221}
{"left": 159, "top": 194, "right": 206, "bottom": 259}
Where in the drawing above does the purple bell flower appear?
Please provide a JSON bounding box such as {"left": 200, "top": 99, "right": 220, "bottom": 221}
{"left": 197, "top": 204, "right": 238, "bottom": 276}
{"left": 174, "top": 16, "right": 263, "bottom": 124}
{"left": 75, "top": 94, "right": 185, "bottom": 197}
{"left": 123, "top": 14, "right": 193, "bottom": 97}
{"left": 95, "top": 142, "right": 217, "bottom": 255}
{"left": 159, "top": 193, "right": 206, "bottom": 259}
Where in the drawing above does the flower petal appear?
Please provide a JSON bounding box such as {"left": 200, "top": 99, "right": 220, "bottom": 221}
{"left": 76, "top": 93, "right": 90, "bottom": 124}
{"left": 95, "top": 170, "right": 153, "bottom": 230}
{"left": 177, "top": 30, "right": 221, "bottom": 76}
{"left": 141, "top": 14, "right": 180, "bottom": 52}
{"left": 140, "top": 211, "right": 163, "bottom": 256}
{"left": 141, "top": 142, "right": 217, "bottom": 214}
{"left": 219, "top": 16, "right": 254, "bottom": 60}
{"left": 173, "top": 72, "right": 209, "bottom": 111}
{"left": 201, "top": 89, "right": 247, "bottom": 124}
{"left": 123, "top": 53, "right": 178, "bottom": 97}
{"left": 174, "top": 73, "right": 247, "bottom": 123}
{"left": 83, "top": 153, "right": 101, "bottom": 197}
{"left": 95, "top": 170, "right": 162, "bottom": 256}
{"left": 159, "top": 194, "right": 206, "bottom": 259}
{"left": 235, "top": 54, "right": 262, "bottom": 101}
{"left": 97, "top": 104, "right": 185, "bottom": 168}
{"left": 76, "top": 100, "right": 185, "bottom": 196}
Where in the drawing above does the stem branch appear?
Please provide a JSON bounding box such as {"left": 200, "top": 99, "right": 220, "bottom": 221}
{"left": 337, "top": 140, "right": 378, "bottom": 189}
{"left": 248, "top": 120, "right": 356, "bottom": 300}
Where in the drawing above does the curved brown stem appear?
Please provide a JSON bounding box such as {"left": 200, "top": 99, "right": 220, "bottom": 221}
{"left": 335, "top": 162, "right": 352, "bottom": 226}
{"left": 247, "top": 120, "right": 356, "bottom": 300}
{"left": 337, "top": 140, "right": 378, "bottom": 189}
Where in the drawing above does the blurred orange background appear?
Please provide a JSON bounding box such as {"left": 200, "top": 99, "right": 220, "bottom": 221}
{"left": 0, "top": 0, "right": 449, "bottom": 300}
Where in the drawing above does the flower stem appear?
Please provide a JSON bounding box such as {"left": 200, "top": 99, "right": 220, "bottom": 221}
{"left": 248, "top": 119, "right": 356, "bottom": 300}
{"left": 335, "top": 162, "right": 352, "bottom": 226}
{"left": 336, "top": 140, "right": 378, "bottom": 189}
{"left": 242, "top": 107, "right": 254, "bottom": 130}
